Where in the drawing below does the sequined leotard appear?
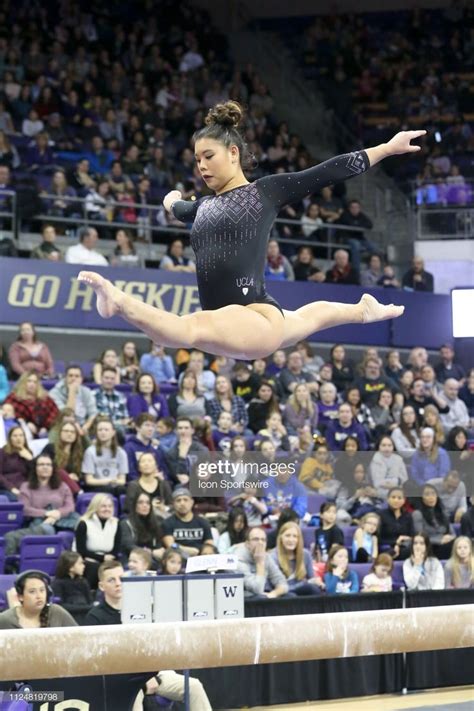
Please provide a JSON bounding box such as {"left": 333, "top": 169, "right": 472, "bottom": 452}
{"left": 172, "top": 151, "right": 369, "bottom": 313}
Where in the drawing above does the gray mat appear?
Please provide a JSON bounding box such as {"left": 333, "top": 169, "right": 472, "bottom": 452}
{"left": 403, "top": 702, "right": 474, "bottom": 711}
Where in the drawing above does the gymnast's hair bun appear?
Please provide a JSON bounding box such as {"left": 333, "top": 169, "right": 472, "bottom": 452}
{"left": 205, "top": 101, "right": 243, "bottom": 129}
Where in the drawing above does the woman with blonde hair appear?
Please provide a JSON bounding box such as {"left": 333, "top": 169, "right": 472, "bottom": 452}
{"left": 4, "top": 371, "right": 59, "bottom": 437}
{"left": 74, "top": 492, "right": 121, "bottom": 589}
{"left": 283, "top": 382, "right": 319, "bottom": 434}
{"left": 206, "top": 374, "right": 248, "bottom": 431}
{"left": 270, "top": 521, "right": 322, "bottom": 595}
{"left": 444, "top": 536, "right": 474, "bottom": 589}
{"left": 422, "top": 404, "right": 445, "bottom": 446}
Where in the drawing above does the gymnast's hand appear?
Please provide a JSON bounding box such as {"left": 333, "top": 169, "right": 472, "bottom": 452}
{"left": 163, "top": 190, "right": 182, "bottom": 213}
{"left": 385, "top": 130, "right": 427, "bottom": 155}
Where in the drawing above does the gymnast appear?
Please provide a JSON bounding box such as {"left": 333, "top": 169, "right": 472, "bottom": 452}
{"left": 78, "top": 101, "right": 426, "bottom": 360}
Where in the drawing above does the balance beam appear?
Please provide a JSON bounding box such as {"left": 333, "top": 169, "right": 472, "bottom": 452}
{"left": 0, "top": 605, "right": 472, "bottom": 680}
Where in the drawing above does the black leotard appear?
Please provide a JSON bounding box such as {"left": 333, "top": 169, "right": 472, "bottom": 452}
{"left": 172, "top": 150, "right": 369, "bottom": 313}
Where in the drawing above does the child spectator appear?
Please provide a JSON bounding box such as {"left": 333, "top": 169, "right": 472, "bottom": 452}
{"left": 160, "top": 547, "right": 184, "bottom": 575}
{"left": 403, "top": 533, "right": 445, "bottom": 590}
{"left": 362, "top": 553, "right": 394, "bottom": 592}
{"left": 324, "top": 544, "right": 359, "bottom": 594}
{"left": 156, "top": 417, "right": 178, "bottom": 452}
{"left": 52, "top": 551, "right": 93, "bottom": 623}
{"left": 444, "top": 536, "right": 474, "bottom": 589}
{"left": 352, "top": 512, "right": 380, "bottom": 563}
{"left": 124, "top": 547, "right": 154, "bottom": 577}
{"left": 212, "top": 411, "right": 238, "bottom": 453}
{"left": 82, "top": 416, "right": 128, "bottom": 496}
{"left": 218, "top": 508, "right": 248, "bottom": 553}
{"left": 1, "top": 403, "right": 18, "bottom": 436}
{"left": 314, "top": 502, "right": 344, "bottom": 563}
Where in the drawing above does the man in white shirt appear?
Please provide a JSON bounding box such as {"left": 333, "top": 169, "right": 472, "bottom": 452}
{"left": 439, "top": 378, "right": 470, "bottom": 434}
{"left": 65, "top": 226, "right": 109, "bottom": 266}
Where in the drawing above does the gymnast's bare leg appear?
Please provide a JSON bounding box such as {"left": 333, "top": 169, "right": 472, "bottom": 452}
{"left": 77, "top": 271, "right": 404, "bottom": 360}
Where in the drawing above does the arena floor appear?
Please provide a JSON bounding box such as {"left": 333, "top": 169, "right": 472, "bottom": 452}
{"left": 232, "top": 686, "right": 474, "bottom": 710}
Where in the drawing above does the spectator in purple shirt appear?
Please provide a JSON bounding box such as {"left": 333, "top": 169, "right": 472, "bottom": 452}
{"left": 126, "top": 373, "right": 169, "bottom": 422}
{"left": 325, "top": 402, "right": 369, "bottom": 451}
{"left": 124, "top": 413, "right": 169, "bottom": 481}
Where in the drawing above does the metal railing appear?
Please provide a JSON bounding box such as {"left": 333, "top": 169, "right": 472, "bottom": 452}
{"left": 416, "top": 206, "right": 474, "bottom": 240}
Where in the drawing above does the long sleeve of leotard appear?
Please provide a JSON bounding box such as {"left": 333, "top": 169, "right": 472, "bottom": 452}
{"left": 171, "top": 198, "right": 201, "bottom": 222}
{"left": 257, "top": 150, "right": 370, "bottom": 209}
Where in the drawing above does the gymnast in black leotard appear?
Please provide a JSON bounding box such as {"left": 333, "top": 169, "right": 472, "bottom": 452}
{"left": 172, "top": 149, "right": 369, "bottom": 314}
{"left": 78, "top": 101, "right": 425, "bottom": 360}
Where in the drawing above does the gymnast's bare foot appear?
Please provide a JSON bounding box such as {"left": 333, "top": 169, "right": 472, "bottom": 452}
{"left": 359, "top": 293, "right": 405, "bottom": 324}
{"left": 77, "top": 271, "right": 123, "bottom": 319}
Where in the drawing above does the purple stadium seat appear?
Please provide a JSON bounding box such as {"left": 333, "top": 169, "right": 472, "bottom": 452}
{"left": 351, "top": 563, "right": 372, "bottom": 588}
{"left": 0, "top": 537, "right": 5, "bottom": 574}
{"left": 56, "top": 531, "right": 75, "bottom": 550}
{"left": 307, "top": 495, "right": 327, "bottom": 514}
{"left": 342, "top": 525, "right": 357, "bottom": 549}
{"left": 76, "top": 492, "right": 119, "bottom": 517}
{"left": 0, "top": 574, "right": 16, "bottom": 610}
{"left": 392, "top": 560, "right": 405, "bottom": 590}
{"left": 302, "top": 526, "right": 314, "bottom": 549}
{"left": 19, "top": 536, "right": 65, "bottom": 575}
{"left": 0, "top": 502, "right": 24, "bottom": 537}
{"left": 119, "top": 494, "right": 126, "bottom": 514}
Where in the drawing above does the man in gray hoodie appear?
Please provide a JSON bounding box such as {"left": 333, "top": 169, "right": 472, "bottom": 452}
{"left": 235, "top": 526, "right": 288, "bottom": 598}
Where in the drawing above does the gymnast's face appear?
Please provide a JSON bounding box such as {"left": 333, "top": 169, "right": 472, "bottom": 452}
{"left": 194, "top": 138, "right": 239, "bottom": 192}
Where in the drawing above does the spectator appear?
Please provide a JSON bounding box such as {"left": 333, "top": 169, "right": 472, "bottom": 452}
{"left": 317, "top": 382, "right": 339, "bottom": 431}
{"left": 271, "top": 522, "right": 322, "bottom": 596}
{"left": 325, "top": 249, "right": 359, "bottom": 285}
{"left": 283, "top": 382, "right": 319, "bottom": 434}
{"left": 231, "top": 362, "right": 261, "bottom": 403}
{"left": 118, "top": 341, "right": 140, "bottom": 385}
{"left": 361, "top": 553, "right": 394, "bottom": 592}
{"left": 292, "top": 246, "right": 326, "bottom": 282}
{"left": 385, "top": 350, "right": 405, "bottom": 385}
{"left": 85, "top": 135, "right": 114, "bottom": 175}
{"left": 217, "top": 508, "right": 248, "bottom": 554}
{"left": 324, "top": 544, "right": 359, "bottom": 594}
{"left": 164, "top": 417, "right": 209, "bottom": 487}
{"left": 0, "top": 130, "right": 20, "bottom": 169}
{"left": 325, "top": 402, "right": 369, "bottom": 451}
{"left": 446, "top": 426, "right": 473, "bottom": 484}
{"left": 301, "top": 203, "right": 324, "bottom": 237}
{"left": 65, "top": 226, "right": 109, "bottom": 266}
{"left": 298, "top": 438, "right": 334, "bottom": 492}
{"left": 43, "top": 169, "right": 77, "bottom": 220}
{"left": 461, "top": 507, "right": 474, "bottom": 541}
{"left": 52, "top": 552, "right": 93, "bottom": 623}
{"left": 26, "top": 131, "right": 53, "bottom": 169}
{"left": 277, "top": 350, "right": 318, "bottom": 402}
{"left": 140, "top": 343, "right": 176, "bottom": 385}
{"left": 330, "top": 344, "right": 354, "bottom": 393}
{"left": 412, "top": 484, "right": 456, "bottom": 559}
{"left": 111, "top": 229, "right": 141, "bottom": 268}
{"left": 266, "top": 349, "right": 287, "bottom": 378}
{"left": 162, "top": 487, "right": 214, "bottom": 556}
{"left": 236, "top": 526, "right": 289, "bottom": 599}
{"left": 84, "top": 180, "right": 114, "bottom": 221}
{"left": 125, "top": 451, "right": 172, "bottom": 514}
{"left": 168, "top": 369, "right": 207, "bottom": 420}
{"left": 435, "top": 344, "right": 466, "bottom": 384}
{"left": 422, "top": 403, "right": 445, "bottom": 446}
{"left": 371, "top": 388, "right": 400, "bottom": 438}
{"left": 85, "top": 560, "right": 212, "bottom": 709}
{"left": 402, "top": 256, "right": 434, "bottom": 292}
{"left": 206, "top": 375, "right": 248, "bottom": 432}
{"left": 247, "top": 380, "right": 280, "bottom": 434}
{"left": 42, "top": 419, "right": 84, "bottom": 485}
{"left": 124, "top": 414, "right": 168, "bottom": 481}
{"left": 93, "top": 349, "right": 121, "bottom": 385}
{"left": 8, "top": 321, "right": 54, "bottom": 379}
{"left": 377, "top": 264, "right": 401, "bottom": 289}
{"left": 420, "top": 364, "right": 444, "bottom": 401}
{"left": 411, "top": 427, "right": 451, "bottom": 487}
{"left": 119, "top": 490, "right": 164, "bottom": 563}
{"left": 296, "top": 341, "right": 325, "bottom": 380}
{"left": 94, "top": 367, "right": 130, "bottom": 431}
{"left": 50, "top": 364, "right": 97, "bottom": 434}
{"left": 379, "top": 487, "right": 415, "bottom": 560}
{"left": 82, "top": 416, "right": 128, "bottom": 495}
{"left": 4, "top": 371, "right": 59, "bottom": 437}
{"left": 0, "top": 570, "right": 77, "bottom": 629}
{"left": 160, "top": 238, "right": 196, "bottom": 272}
{"left": 403, "top": 532, "right": 445, "bottom": 591}
{"left": 30, "top": 224, "right": 63, "bottom": 261}
{"left": 360, "top": 254, "right": 383, "bottom": 287}
{"left": 391, "top": 405, "right": 420, "bottom": 458}
{"left": 352, "top": 512, "right": 380, "bottom": 563}
{"left": 262, "top": 445, "right": 308, "bottom": 518}
{"left": 345, "top": 386, "right": 376, "bottom": 435}
{"left": 75, "top": 493, "right": 121, "bottom": 590}
{"left": 444, "top": 537, "right": 474, "bottom": 589}
{"left": 337, "top": 199, "right": 375, "bottom": 271}
{"left": 0, "top": 425, "right": 33, "bottom": 500}
{"left": 439, "top": 378, "right": 470, "bottom": 434}
{"left": 127, "top": 372, "right": 169, "bottom": 422}
{"left": 459, "top": 368, "right": 474, "bottom": 423}
{"left": 182, "top": 350, "right": 215, "bottom": 400}
{"left": 353, "top": 357, "right": 398, "bottom": 408}
{"left": 257, "top": 414, "right": 291, "bottom": 453}
{"left": 430, "top": 470, "right": 467, "bottom": 523}
{"left": 124, "top": 548, "right": 153, "bottom": 577}
{"left": 160, "top": 547, "right": 185, "bottom": 575}
{"left": 314, "top": 502, "right": 344, "bottom": 563}
{"left": 265, "top": 239, "right": 294, "bottom": 281}
{"left": 317, "top": 185, "right": 343, "bottom": 224}
{"left": 69, "top": 158, "right": 95, "bottom": 195}
{"left": 369, "top": 435, "right": 408, "bottom": 499}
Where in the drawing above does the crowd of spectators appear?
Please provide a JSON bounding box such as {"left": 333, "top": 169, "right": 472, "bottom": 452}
{"left": 274, "top": 7, "right": 474, "bottom": 208}
{"left": 0, "top": 322, "right": 472, "bottom": 619}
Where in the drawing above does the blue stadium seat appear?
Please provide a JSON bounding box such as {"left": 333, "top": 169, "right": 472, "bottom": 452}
{"left": 19, "top": 536, "right": 65, "bottom": 575}
{"left": 0, "top": 502, "right": 24, "bottom": 537}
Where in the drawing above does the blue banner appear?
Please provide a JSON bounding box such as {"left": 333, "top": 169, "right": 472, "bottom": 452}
{"left": 0, "top": 258, "right": 452, "bottom": 348}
